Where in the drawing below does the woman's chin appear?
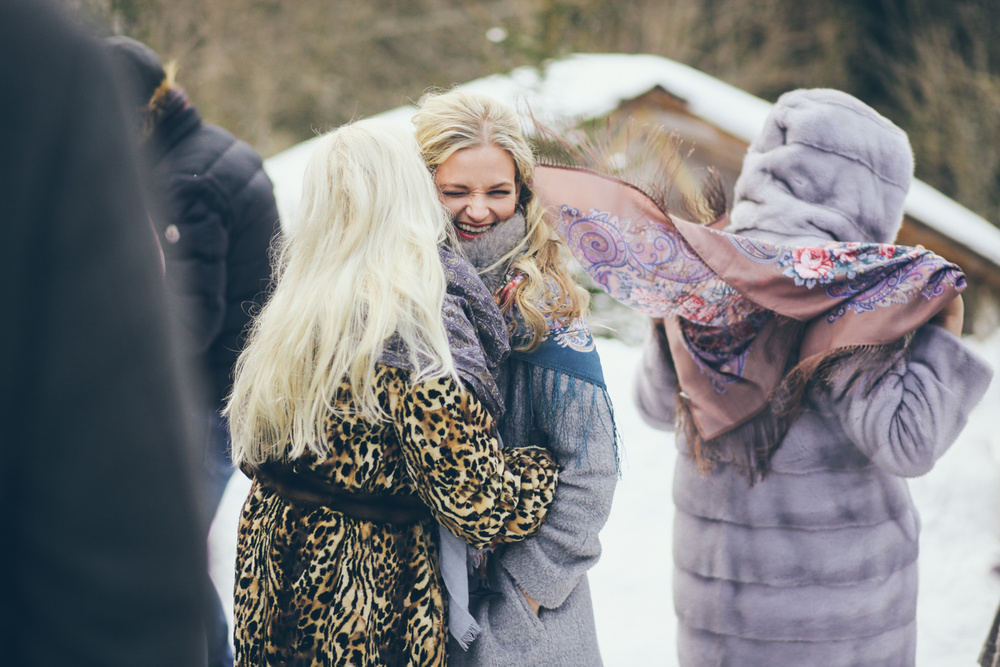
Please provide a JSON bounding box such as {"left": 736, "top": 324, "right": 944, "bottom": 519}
{"left": 454, "top": 213, "right": 525, "bottom": 267}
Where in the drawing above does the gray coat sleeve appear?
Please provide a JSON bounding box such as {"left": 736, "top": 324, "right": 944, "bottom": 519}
{"left": 500, "top": 367, "right": 619, "bottom": 609}
{"left": 633, "top": 319, "right": 680, "bottom": 431}
{"left": 829, "top": 324, "right": 993, "bottom": 477}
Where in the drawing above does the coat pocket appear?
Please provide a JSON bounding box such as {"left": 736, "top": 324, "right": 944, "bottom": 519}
{"left": 485, "top": 564, "right": 545, "bottom": 648}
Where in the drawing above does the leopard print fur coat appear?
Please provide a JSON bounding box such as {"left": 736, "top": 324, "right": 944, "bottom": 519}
{"left": 234, "top": 365, "right": 558, "bottom": 666}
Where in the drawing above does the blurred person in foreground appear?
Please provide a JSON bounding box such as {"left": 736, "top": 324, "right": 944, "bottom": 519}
{"left": 225, "top": 118, "right": 560, "bottom": 666}
{"left": 0, "top": 0, "right": 206, "bottom": 665}
{"left": 106, "top": 35, "right": 282, "bottom": 667}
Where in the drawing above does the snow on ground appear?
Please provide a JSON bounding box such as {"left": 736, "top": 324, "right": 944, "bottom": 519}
{"left": 210, "top": 333, "right": 1000, "bottom": 666}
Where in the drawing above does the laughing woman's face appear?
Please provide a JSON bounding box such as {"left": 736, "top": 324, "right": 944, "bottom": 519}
{"left": 434, "top": 144, "right": 520, "bottom": 241}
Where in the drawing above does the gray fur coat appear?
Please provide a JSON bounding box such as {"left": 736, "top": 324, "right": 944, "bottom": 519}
{"left": 634, "top": 89, "right": 993, "bottom": 666}
{"left": 637, "top": 323, "right": 990, "bottom": 666}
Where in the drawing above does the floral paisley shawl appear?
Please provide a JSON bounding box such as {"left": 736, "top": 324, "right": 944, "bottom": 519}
{"left": 531, "top": 164, "right": 965, "bottom": 476}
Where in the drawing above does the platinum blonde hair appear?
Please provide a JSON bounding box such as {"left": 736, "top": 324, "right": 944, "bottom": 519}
{"left": 413, "top": 89, "right": 589, "bottom": 350}
{"left": 226, "top": 119, "right": 457, "bottom": 466}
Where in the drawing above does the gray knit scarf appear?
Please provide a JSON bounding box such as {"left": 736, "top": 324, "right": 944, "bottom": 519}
{"left": 378, "top": 244, "right": 509, "bottom": 648}
{"left": 379, "top": 244, "right": 509, "bottom": 419}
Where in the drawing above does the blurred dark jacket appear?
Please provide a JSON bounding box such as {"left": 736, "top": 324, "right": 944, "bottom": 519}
{"left": 145, "top": 87, "right": 280, "bottom": 411}
{"left": 0, "top": 0, "right": 207, "bottom": 665}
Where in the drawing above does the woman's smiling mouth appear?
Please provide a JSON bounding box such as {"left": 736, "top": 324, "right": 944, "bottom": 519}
{"left": 454, "top": 219, "right": 498, "bottom": 239}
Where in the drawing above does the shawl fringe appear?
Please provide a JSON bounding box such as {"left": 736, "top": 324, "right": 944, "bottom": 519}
{"left": 680, "top": 338, "right": 910, "bottom": 486}
{"left": 506, "top": 360, "right": 621, "bottom": 474}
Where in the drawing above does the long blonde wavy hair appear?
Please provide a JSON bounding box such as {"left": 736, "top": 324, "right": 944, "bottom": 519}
{"left": 413, "top": 89, "right": 589, "bottom": 350}
{"left": 226, "top": 119, "right": 458, "bottom": 467}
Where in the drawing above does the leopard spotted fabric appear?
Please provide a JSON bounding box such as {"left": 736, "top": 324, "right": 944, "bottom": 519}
{"left": 234, "top": 365, "right": 559, "bottom": 667}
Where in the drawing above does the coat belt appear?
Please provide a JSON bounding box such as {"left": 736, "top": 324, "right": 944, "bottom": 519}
{"left": 254, "top": 462, "right": 432, "bottom": 525}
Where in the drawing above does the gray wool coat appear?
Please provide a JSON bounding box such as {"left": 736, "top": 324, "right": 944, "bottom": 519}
{"left": 449, "top": 354, "right": 618, "bottom": 667}
{"left": 636, "top": 322, "right": 991, "bottom": 666}
{"left": 635, "top": 88, "right": 994, "bottom": 666}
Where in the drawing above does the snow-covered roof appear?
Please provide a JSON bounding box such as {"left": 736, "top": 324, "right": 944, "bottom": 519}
{"left": 265, "top": 52, "right": 1000, "bottom": 266}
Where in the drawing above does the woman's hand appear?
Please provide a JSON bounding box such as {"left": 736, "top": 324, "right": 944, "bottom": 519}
{"left": 914, "top": 245, "right": 965, "bottom": 337}
{"left": 520, "top": 586, "right": 541, "bottom": 616}
{"left": 930, "top": 294, "right": 964, "bottom": 336}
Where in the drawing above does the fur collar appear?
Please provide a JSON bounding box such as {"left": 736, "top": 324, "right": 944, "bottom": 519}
{"left": 455, "top": 212, "right": 527, "bottom": 294}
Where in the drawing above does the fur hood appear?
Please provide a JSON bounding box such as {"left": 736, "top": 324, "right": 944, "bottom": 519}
{"left": 727, "top": 88, "right": 914, "bottom": 245}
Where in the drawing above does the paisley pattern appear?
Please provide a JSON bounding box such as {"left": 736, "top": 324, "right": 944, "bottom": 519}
{"left": 532, "top": 161, "right": 967, "bottom": 443}
{"left": 555, "top": 203, "right": 965, "bottom": 393}
{"left": 557, "top": 207, "right": 750, "bottom": 328}
{"left": 498, "top": 269, "right": 599, "bottom": 354}
{"left": 679, "top": 311, "right": 773, "bottom": 394}
{"left": 560, "top": 205, "right": 962, "bottom": 325}
{"left": 550, "top": 318, "right": 596, "bottom": 352}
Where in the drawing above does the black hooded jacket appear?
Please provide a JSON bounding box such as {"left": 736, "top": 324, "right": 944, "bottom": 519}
{"left": 146, "top": 90, "right": 280, "bottom": 410}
